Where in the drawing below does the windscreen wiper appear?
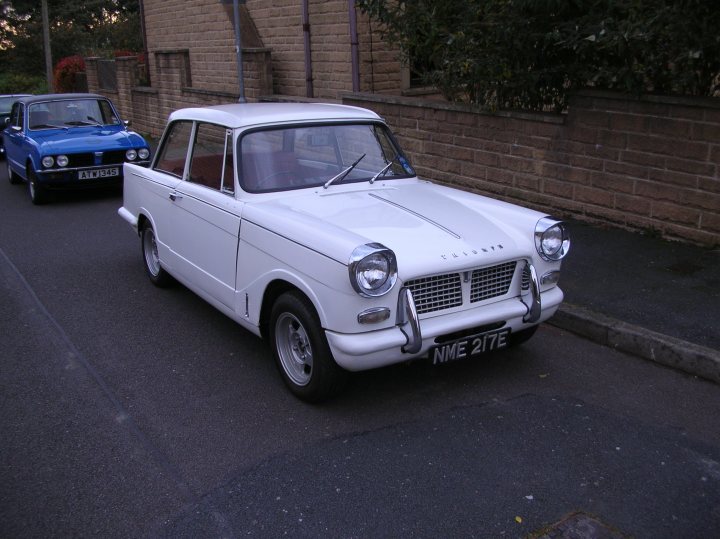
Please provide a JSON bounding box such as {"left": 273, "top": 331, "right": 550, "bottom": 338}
{"left": 324, "top": 153, "right": 365, "bottom": 189}
{"left": 369, "top": 160, "right": 394, "bottom": 184}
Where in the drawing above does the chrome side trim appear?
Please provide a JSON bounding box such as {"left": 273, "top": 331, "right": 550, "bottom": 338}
{"left": 396, "top": 287, "right": 422, "bottom": 354}
{"left": 522, "top": 262, "right": 542, "bottom": 323}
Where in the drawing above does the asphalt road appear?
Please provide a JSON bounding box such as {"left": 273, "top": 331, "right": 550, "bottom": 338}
{"left": 1, "top": 166, "right": 719, "bottom": 538}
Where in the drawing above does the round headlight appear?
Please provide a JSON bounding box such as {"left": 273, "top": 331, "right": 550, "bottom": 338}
{"left": 138, "top": 148, "right": 150, "bottom": 160}
{"left": 56, "top": 155, "right": 69, "bottom": 167}
{"left": 535, "top": 218, "right": 570, "bottom": 261}
{"left": 41, "top": 156, "right": 55, "bottom": 168}
{"left": 126, "top": 149, "right": 138, "bottom": 161}
{"left": 349, "top": 243, "right": 397, "bottom": 297}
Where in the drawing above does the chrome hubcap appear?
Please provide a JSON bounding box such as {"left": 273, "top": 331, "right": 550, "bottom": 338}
{"left": 143, "top": 230, "right": 161, "bottom": 276}
{"left": 275, "top": 313, "right": 313, "bottom": 386}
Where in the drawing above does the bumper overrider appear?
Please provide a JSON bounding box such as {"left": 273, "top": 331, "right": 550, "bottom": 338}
{"left": 326, "top": 261, "right": 560, "bottom": 371}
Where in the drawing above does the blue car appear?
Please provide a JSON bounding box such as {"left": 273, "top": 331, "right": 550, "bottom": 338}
{"left": 3, "top": 93, "right": 150, "bottom": 204}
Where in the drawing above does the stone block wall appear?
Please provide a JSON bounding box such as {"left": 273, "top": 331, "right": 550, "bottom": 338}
{"left": 343, "top": 91, "right": 720, "bottom": 246}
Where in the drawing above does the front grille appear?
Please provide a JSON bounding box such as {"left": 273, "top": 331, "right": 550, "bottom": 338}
{"left": 470, "top": 261, "right": 516, "bottom": 302}
{"left": 67, "top": 153, "right": 94, "bottom": 167}
{"left": 102, "top": 150, "right": 127, "bottom": 165}
{"left": 406, "top": 261, "right": 518, "bottom": 315}
{"left": 60, "top": 151, "right": 128, "bottom": 168}
{"left": 405, "top": 273, "right": 462, "bottom": 314}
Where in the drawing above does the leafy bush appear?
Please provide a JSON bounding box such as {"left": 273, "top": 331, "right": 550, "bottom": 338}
{"left": 53, "top": 55, "right": 86, "bottom": 93}
{"left": 0, "top": 73, "right": 48, "bottom": 94}
{"left": 358, "top": 0, "right": 720, "bottom": 112}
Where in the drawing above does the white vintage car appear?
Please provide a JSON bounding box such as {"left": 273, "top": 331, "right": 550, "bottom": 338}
{"left": 119, "top": 103, "right": 570, "bottom": 401}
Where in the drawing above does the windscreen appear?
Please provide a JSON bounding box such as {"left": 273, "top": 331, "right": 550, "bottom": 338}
{"left": 239, "top": 122, "right": 415, "bottom": 192}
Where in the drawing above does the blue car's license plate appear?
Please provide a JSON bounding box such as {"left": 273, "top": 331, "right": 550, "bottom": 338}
{"left": 431, "top": 328, "right": 511, "bottom": 365}
{"left": 78, "top": 167, "right": 119, "bottom": 180}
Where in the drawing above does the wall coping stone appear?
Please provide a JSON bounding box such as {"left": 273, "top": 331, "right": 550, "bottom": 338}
{"left": 575, "top": 88, "right": 720, "bottom": 110}
{"left": 341, "top": 92, "right": 566, "bottom": 125}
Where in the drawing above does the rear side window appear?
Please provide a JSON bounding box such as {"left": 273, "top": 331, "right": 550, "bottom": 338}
{"left": 188, "top": 123, "right": 233, "bottom": 194}
{"left": 155, "top": 121, "right": 193, "bottom": 177}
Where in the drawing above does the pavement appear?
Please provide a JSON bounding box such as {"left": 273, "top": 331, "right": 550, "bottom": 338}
{"left": 550, "top": 220, "right": 720, "bottom": 384}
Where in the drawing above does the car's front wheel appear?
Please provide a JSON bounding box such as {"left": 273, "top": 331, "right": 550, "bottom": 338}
{"left": 6, "top": 160, "right": 21, "bottom": 185}
{"left": 27, "top": 169, "right": 47, "bottom": 204}
{"left": 141, "top": 223, "right": 173, "bottom": 287}
{"left": 269, "top": 291, "right": 348, "bottom": 402}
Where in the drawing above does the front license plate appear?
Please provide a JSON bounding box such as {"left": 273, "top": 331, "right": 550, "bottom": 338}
{"left": 78, "top": 167, "right": 119, "bottom": 180}
{"left": 431, "top": 328, "right": 511, "bottom": 365}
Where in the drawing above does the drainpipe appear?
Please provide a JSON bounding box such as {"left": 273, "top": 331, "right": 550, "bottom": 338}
{"left": 232, "top": 0, "right": 246, "bottom": 103}
{"left": 348, "top": 1, "right": 360, "bottom": 92}
{"left": 302, "top": 0, "right": 313, "bottom": 98}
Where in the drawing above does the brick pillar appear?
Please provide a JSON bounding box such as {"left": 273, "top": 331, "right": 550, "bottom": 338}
{"left": 114, "top": 56, "right": 139, "bottom": 124}
{"left": 84, "top": 57, "right": 100, "bottom": 93}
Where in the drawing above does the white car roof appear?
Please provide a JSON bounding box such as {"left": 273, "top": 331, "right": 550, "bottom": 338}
{"left": 168, "top": 102, "right": 382, "bottom": 129}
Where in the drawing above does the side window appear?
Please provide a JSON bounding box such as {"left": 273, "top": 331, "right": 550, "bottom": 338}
{"left": 10, "top": 103, "right": 24, "bottom": 129}
{"left": 188, "top": 123, "right": 232, "bottom": 193}
{"left": 155, "top": 121, "right": 193, "bottom": 177}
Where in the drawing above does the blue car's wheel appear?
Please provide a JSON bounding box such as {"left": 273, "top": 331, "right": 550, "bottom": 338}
{"left": 6, "top": 160, "right": 21, "bottom": 185}
{"left": 27, "top": 169, "right": 47, "bottom": 205}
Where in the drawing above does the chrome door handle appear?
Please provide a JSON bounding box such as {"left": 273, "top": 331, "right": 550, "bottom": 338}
{"left": 169, "top": 192, "right": 183, "bottom": 201}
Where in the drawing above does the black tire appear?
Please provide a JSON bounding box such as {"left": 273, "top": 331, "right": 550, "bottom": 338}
{"left": 6, "top": 160, "right": 21, "bottom": 185}
{"left": 508, "top": 325, "right": 539, "bottom": 347}
{"left": 141, "top": 223, "right": 173, "bottom": 287}
{"left": 269, "top": 291, "right": 348, "bottom": 402}
{"left": 27, "top": 168, "right": 48, "bottom": 204}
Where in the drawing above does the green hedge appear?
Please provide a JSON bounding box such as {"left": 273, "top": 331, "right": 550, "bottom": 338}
{"left": 358, "top": 0, "right": 720, "bottom": 112}
{"left": 0, "top": 73, "right": 48, "bottom": 95}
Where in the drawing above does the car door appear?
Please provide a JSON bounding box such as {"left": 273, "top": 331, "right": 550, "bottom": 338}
{"left": 164, "top": 122, "right": 242, "bottom": 310}
{"left": 4, "top": 102, "right": 28, "bottom": 177}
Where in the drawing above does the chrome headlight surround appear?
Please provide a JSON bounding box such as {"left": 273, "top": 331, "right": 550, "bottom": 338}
{"left": 348, "top": 243, "right": 398, "bottom": 297}
{"left": 534, "top": 217, "right": 570, "bottom": 261}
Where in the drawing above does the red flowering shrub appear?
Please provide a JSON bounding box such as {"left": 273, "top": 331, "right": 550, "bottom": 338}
{"left": 53, "top": 55, "right": 86, "bottom": 93}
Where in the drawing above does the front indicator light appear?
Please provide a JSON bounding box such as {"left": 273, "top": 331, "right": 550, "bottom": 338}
{"left": 541, "top": 270, "right": 561, "bottom": 286}
{"left": 357, "top": 307, "right": 391, "bottom": 324}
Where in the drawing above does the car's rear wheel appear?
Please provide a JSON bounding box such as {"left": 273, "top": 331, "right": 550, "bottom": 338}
{"left": 6, "top": 160, "right": 21, "bottom": 185}
{"left": 269, "top": 291, "right": 348, "bottom": 402}
{"left": 27, "top": 168, "right": 47, "bottom": 205}
{"left": 141, "top": 223, "right": 173, "bottom": 287}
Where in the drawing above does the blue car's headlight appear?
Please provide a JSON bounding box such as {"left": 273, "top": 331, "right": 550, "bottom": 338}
{"left": 56, "top": 155, "right": 69, "bottom": 167}
{"left": 41, "top": 156, "right": 54, "bottom": 168}
{"left": 126, "top": 149, "right": 138, "bottom": 161}
{"left": 138, "top": 148, "right": 150, "bottom": 160}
